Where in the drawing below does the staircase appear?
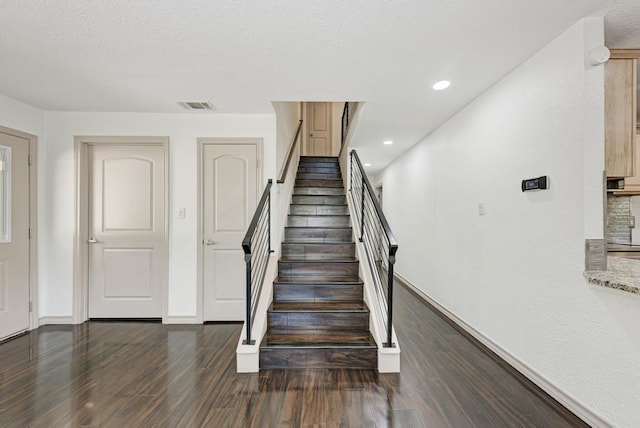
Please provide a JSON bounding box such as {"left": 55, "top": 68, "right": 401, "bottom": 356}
{"left": 259, "top": 156, "right": 377, "bottom": 369}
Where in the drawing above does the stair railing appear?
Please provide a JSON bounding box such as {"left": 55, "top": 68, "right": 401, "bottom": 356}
{"left": 349, "top": 150, "right": 398, "bottom": 348}
{"left": 339, "top": 102, "right": 358, "bottom": 158}
{"left": 241, "top": 179, "right": 273, "bottom": 345}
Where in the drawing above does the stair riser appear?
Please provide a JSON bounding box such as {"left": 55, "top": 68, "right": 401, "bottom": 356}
{"left": 273, "top": 283, "right": 363, "bottom": 302}
{"left": 295, "top": 180, "right": 343, "bottom": 188}
{"left": 298, "top": 160, "right": 340, "bottom": 171}
{"left": 278, "top": 261, "right": 359, "bottom": 277}
{"left": 281, "top": 243, "right": 355, "bottom": 260}
{"left": 296, "top": 173, "right": 342, "bottom": 180}
{"left": 297, "top": 166, "right": 341, "bottom": 174}
{"left": 290, "top": 205, "right": 348, "bottom": 215}
{"left": 260, "top": 348, "right": 376, "bottom": 369}
{"left": 268, "top": 312, "right": 369, "bottom": 331}
{"left": 284, "top": 228, "right": 353, "bottom": 243}
{"left": 291, "top": 195, "right": 346, "bottom": 205}
{"left": 293, "top": 187, "right": 345, "bottom": 196}
{"left": 287, "top": 216, "right": 350, "bottom": 227}
{"left": 299, "top": 156, "right": 339, "bottom": 163}
{"left": 265, "top": 330, "right": 374, "bottom": 344}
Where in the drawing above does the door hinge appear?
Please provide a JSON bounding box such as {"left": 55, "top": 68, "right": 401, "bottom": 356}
{"left": 29, "top": 301, "right": 33, "bottom": 312}
{"left": 28, "top": 228, "right": 31, "bottom": 239}
{"left": 28, "top": 155, "right": 32, "bottom": 166}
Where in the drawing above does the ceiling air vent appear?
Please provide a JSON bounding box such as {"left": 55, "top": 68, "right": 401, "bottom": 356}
{"left": 177, "top": 101, "right": 216, "bottom": 111}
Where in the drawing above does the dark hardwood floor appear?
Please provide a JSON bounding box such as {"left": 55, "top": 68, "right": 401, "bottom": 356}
{"left": 0, "top": 284, "right": 588, "bottom": 427}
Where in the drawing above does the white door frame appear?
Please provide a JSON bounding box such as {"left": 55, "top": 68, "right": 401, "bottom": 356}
{"left": 0, "top": 125, "right": 38, "bottom": 331}
{"left": 73, "top": 136, "right": 170, "bottom": 324}
{"left": 196, "top": 138, "right": 263, "bottom": 323}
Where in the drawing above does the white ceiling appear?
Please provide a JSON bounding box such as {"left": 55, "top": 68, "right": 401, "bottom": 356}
{"left": 1, "top": 1, "right": 638, "bottom": 173}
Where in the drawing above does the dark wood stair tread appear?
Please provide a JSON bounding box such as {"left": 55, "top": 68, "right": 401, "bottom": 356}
{"left": 262, "top": 331, "right": 376, "bottom": 347}
{"left": 285, "top": 226, "right": 352, "bottom": 231}
{"left": 299, "top": 156, "right": 339, "bottom": 161}
{"left": 270, "top": 301, "right": 368, "bottom": 312}
{"left": 275, "top": 275, "right": 361, "bottom": 282}
{"left": 279, "top": 258, "right": 358, "bottom": 263}
{"left": 281, "top": 241, "right": 354, "bottom": 246}
{"left": 289, "top": 204, "right": 348, "bottom": 209}
{"left": 274, "top": 276, "right": 362, "bottom": 285}
{"left": 279, "top": 257, "right": 358, "bottom": 263}
{"left": 295, "top": 180, "right": 344, "bottom": 188}
{"left": 293, "top": 187, "right": 345, "bottom": 195}
{"left": 288, "top": 214, "right": 350, "bottom": 217}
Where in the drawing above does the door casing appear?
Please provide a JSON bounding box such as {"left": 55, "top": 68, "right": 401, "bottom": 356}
{"left": 0, "top": 126, "right": 37, "bottom": 333}
{"left": 197, "top": 138, "right": 263, "bottom": 323}
{"left": 73, "top": 136, "right": 169, "bottom": 324}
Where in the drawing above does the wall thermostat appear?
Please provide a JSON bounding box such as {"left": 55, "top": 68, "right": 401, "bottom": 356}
{"left": 521, "top": 176, "right": 549, "bottom": 192}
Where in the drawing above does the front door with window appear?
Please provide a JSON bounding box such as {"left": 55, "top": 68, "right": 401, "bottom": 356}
{"left": 0, "top": 131, "right": 30, "bottom": 340}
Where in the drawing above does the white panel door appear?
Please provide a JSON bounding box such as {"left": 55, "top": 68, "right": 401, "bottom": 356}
{"left": 306, "top": 102, "right": 332, "bottom": 156}
{"left": 88, "top": 145, "right": 166, "bottom": 318}
{"left": 0, "top": 132, "right": 30, "bottom": 340}
{"left": 203, "top": 144, "right": 258, "bottom": 321}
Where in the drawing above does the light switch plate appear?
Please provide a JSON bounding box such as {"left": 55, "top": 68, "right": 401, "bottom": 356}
{"left": 178, "top": 208, "right": 186, "bottom": 219}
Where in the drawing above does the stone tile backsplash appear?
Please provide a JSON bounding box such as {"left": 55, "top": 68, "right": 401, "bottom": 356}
{"left": 607, "top": 194, "right": 631, "bottom": 244}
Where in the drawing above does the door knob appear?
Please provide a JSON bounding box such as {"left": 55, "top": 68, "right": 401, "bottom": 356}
{"left": 88, "top": 237, "right": 99, "bottom": 243}
{"left": 205, "top": 239, "right": 216, "bottom": 246}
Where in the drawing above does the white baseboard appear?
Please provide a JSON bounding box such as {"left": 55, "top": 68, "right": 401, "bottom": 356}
{"left": 164, "top": 316, "right": 200, "bottom": 324}
{"left": 39, "top": 316, "right": 75, "bottom": 326}
{"left": 395, "top": 272, "right": 613, "bottom": 428}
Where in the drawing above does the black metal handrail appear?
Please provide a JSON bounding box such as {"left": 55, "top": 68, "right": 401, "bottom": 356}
{"left": 341, "top": 102, "right": 350, "bottom": 145}
{"left": 349, "top": 150, "right": 398, "bottom": 348}
{"left": 277, "top": 120, "right": 303, "bottom": 184}
{"left": 241, "top": 179, "right": 273, "bottom": 345}
{"left": 339, "top": 102, "right": 357, "bottom": 158}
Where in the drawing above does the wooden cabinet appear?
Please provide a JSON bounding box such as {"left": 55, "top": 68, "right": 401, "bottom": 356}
{"left": 605, "top": 58, "right": 637, "bottom": 177}
{"left": 623, "top": 131, "right": 640, "bottom": 192}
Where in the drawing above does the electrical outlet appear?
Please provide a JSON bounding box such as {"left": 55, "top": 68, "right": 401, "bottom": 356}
{"left": 478, "top": 203, "right": 486, "bottom": 216}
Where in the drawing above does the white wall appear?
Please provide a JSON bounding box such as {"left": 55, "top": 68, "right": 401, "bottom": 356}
{"left": 42, "top": 112, "right": 276, "bottom": 319}
{"left": 272, "top": 101, "right": 301, "bottom": 175}
{"left": 0, "top": 94, "right": 44, "bottom": 136}
{"left": 378, "top": 18, "right": 639, "bottom": 427}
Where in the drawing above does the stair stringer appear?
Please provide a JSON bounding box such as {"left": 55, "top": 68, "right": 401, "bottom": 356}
{"left": 346, "top": 192, "right": 401, "bottom": 373}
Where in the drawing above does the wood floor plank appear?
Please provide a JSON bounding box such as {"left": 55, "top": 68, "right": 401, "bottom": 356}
{"left": 0, "top": 285, "right": 590, "bottom": 427}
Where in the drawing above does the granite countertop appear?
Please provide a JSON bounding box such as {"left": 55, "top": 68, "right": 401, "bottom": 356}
{"left": 584, "top": 257, "right": 640, "bottom": 295}
{"left": 607, "top": 244, "right": 640, "bottom": 252}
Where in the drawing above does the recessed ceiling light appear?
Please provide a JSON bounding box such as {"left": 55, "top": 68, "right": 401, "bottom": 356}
{"left": 383, "top": 140, "right": 393, "bottom": 145}
{"left": 432, "top": 80, "right": 451, "bottom": 91}
{"left": 364, "top": 163, "right": 372, "bottom": 167}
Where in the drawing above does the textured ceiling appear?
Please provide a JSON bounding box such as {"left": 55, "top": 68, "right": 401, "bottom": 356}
{"left": 0, "top": 0, "right": 638, "bottom": 173}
